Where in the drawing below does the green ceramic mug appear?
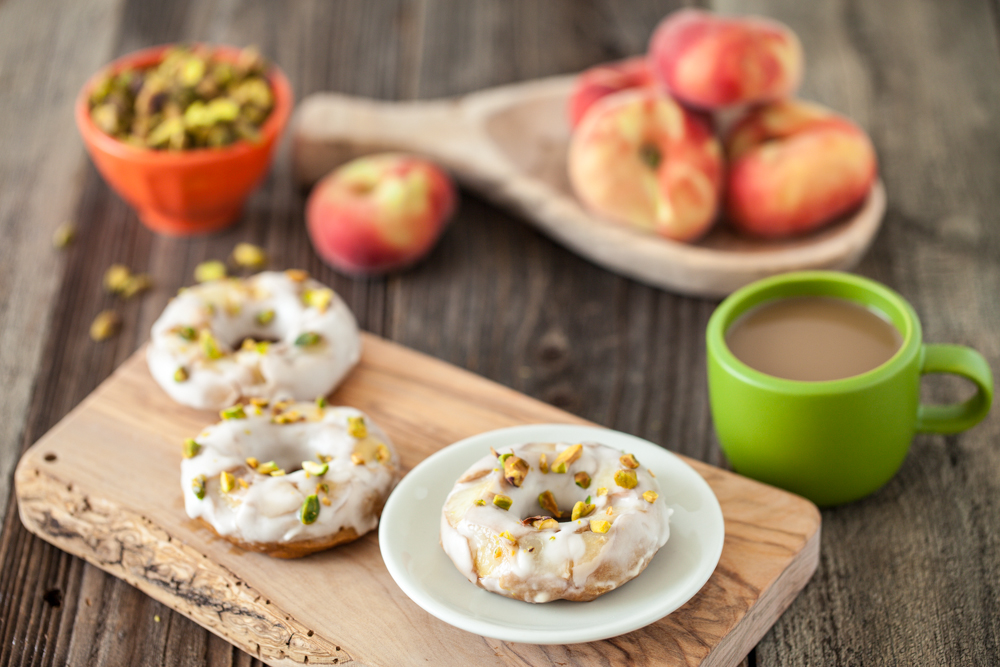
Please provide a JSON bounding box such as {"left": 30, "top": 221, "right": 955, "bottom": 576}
{"left": 706, "top": 271, "right": 993, "bottom": 507}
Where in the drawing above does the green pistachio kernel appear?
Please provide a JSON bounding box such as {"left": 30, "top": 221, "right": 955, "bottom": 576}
{"left": 182, "top": 438, "right": 201, "bottom": 459}
{"left": 255, "top": 309, "right": 275, "bottom": 325}
{"left": 316, "top": 396, "right": 328, "bottom": 408}
{"left": 574, "top": 471, "right": 591, "bottom": 489}
{"left": 220, "top": 471, "right": 236, "bottom": 493}
{"left": 299, "top": 494, "right": 320, "bottom": 524}
{"left": 294, "top": 331, "right": 321, "bottom": 347}
{"left": 302, "top": 460, "right": 329, "bottom": 476}
{"left": 192, "top": 475, "right": 207, "bottom": 500}
{"left": 347, "top": 416, "right": 368, "bottom": 439}
{"left": 200, "top": 330, "right": 224, "bottom": 360}
{"left": 493, "top": 494, "right": 513, "bottom": 511}
{"left": 614, "top": 469, "right": 638, "bottom": 489}
{"left": 174, "top": 367, "right": 189, "bottom": 383}
{"left": 255, "top": 460, "right": 279, "bottom": 475}
{"left": 220, "top": 404, "right": 246, "bottom": 420}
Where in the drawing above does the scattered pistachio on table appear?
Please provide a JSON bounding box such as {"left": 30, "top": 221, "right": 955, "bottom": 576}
{"left": 231, "top": 242, "right": 267, "bottom": 269}
{"left": 89, "top": 310, "right": 121, "bottom": 341}
{"left": 89, "top": 45, "right": 274, "bottom": 150}
{"left": 103, "top": 264, "right": 153, "bottom": 298}
{"left": 194, "top": 259, "right": 227, "bottom": 283}
{"left": 52, "top": 222, "right": 75, "bottom": 249}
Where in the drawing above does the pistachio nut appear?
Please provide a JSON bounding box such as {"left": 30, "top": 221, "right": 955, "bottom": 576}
{"left": 571, "top": 500, "right": 596, "bottom": 521}
{"left": 315, "top": 396, "right": 328, "bottom": 408}
{"left": 182, "top": 438, "right": 201, "bottom": 458}
{"left": 178, "top": 326, "right": 196, "bottom": 341}
{"left": 574, "top": 471, "right": 591, "bottom": 489}
{"left": 502, "top": 455, "right": 529, "bottom": 487}
{"left": 474, "top": 499, "right": 486, "bottom": 506}
{"left": 220, "top": 471, "right": 236, "bottom": 493}
{"left": 375, "top": 443, "right": 391, "bottom": 463}
{"left": 347, "top": 416, "right": 368, "bottom": 439}
{"left": 200, "top": 330, "right": 224, "bottom": 359}
{"left": 620, "top": 453, "right": 640, "bottom": 469}
{"left": 52, "top": 222, "right": 75, "bottom": 249}
{"left": 589, "top": 519, "right": 611, "bottom": 534}
{"left": 174, "top": 366, "right": 189, "bottom": 382}
{"left": 232, "top": 242, "right": 267, "bottom": 268}
{"left": 255, "top": 460, "right": 279, "bottom": 475}
{"left": 492, "top": 494, "right": 513, "bottom": 511}
{"left": 642, "top": 490, "right": 659, "bottom": 503}
{"left": 538, "top": 453, "right": 549, "bottom": 474}
{"left": 89, "top": 310, "right": 121, "bottom": 342}
{"left": 596, "top": 487, "right": 608, "bottom": 496}
{"left": 245, "top": 457, "right": 259, "bottom": 469}
{"left": 255, "top": 309, "right": 275, "bottom": 325}
{"left": 192, "top": 474, "right": 207, "bottom": 500}
{"left": 614, "top": 469, "right": 638, "bottom": 489}
{"left": 302, "top": 460, "right": 328, "bottom": 476}
{"left": 350, "top": 453, "right": 365, "bottom": 465}
{"left": 303, "top": 288, "right": 334, "bottom": 313}
{"left": 537, "top": 490, "right": 562, "bottom": 518}
{"left": 103, "top": 264, "right": 132, "bottom": 293}
{"left": 551, "top": 443, "right": 582, "bottom": 473}
{"left": 220, "top": 404, "right": 246, "bottom": 420}
{"left": 499, "top": 531, "right": 517, "bottom": 545}
{"left": 299, "top": 494, "right": 320, "bottom": 524}
{"left": 294, "top": 331, "right": 321, "bottom": 347}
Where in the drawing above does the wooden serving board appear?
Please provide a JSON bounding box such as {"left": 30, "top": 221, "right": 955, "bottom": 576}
{"left": 292, "top": 75, "right": 886, "bottom": 298}
{"left": 15, "top": 334, "right": 820, "bottom": 667}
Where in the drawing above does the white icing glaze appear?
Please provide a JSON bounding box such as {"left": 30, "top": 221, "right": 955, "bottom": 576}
{"left": 441, "top": 441, "right": 672, "bottom": 603}
{"left": 148, "top": 271, "right": 361, "bottom": 410}
{"left": 181, "top": 402, "right": 399, "bottom": 547}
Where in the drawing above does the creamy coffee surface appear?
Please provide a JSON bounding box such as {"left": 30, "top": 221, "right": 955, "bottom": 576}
{"left": 725, "top": 296, "right": 902, "bottom": 381}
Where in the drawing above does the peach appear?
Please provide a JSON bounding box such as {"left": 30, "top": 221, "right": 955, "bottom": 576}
{"left": 568, "top": 88, "right": 723, "bottom": 242}
{"left": 567, "top": 57, "right": 657, "bottom": 128}
{"left": 725, "top": 99, "right": 878, "bottom": 237}
{"left": 306, "top": 153, "right": 456, "bottom": 275}
{"left": 648, "top": 9, "right": 803, "bottom": 110}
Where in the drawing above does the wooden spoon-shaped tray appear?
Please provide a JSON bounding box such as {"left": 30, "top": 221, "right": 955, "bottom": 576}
{"left": 292, "top": 74, "right": 886, "bottom": 298}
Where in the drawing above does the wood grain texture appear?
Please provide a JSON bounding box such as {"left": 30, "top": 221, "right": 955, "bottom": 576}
{"left": 291, "top": 81, "right": 886, "bottom": 297}
{"left": 3, "top": 0, "right": 1000, "bottom": 665}
{"left": 15, "top": 337, "right": 820, "bottom": 667}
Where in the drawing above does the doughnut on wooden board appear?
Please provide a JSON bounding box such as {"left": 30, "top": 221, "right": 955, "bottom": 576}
{"left": 292, "top": 75, "right": 886, "bottom": 298}
{"left": 15, "top": 334, "right": 820, "bottom": 667}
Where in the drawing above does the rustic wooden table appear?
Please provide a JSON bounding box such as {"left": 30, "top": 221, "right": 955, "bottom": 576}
{"left": 1, "top": 0, "right": 998, "bottom": 665}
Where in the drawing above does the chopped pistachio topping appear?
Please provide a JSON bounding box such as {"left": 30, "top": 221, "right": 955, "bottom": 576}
{"left": 174, "top": 366, "right": 189, "bottom": 382}
{"left": 316, "top": 482, "right": 330, "bottom": 494}
{"left": 474, "top": 499, "right": 486, "bottom": 506}
{"left": 200, "top": 330, "right": 224, "bottom": 359}
{"left": 590, "top": 519, "right": 611, "bottom": 534}
{"left": 178, "top": 326, "right": 197, "bottom": 341}
{"left": 245, "top": 457, "right": 259, "bottom": 469}
{"left": 315, "top": 396, "right": 328, "bottom": 408}
{"left": 255, "top": 341, "right": 270, "bottom": 354}
{"left": 238, "top": 478, "right": 249, "bottom": 489}
{"left": 620, "top": 453, "right": 640, "bottom": 469}
{"left": 269, "top": 469, "right": 286, "bottom": 476}
{"left": 539, "top": 453, "right": 549, "bottom": 474}
{"left": 272, "top": 410, "right": 303, "bottom": 424}
{"left": 502, "top": 455, "right": 529, "bottom": 487}
{"left": 642, "top": 490, "right": 659, "bottom": 503}
{"left": 240, "top": 338, "right": 257, "bottom": 352}
{"left": 493, "top": 494, "right": 513, "bottom": 511}
{"left": 498, "top": 452, "right": 513, "bottom": 464}
{"left": 574, "top": 471, "right": 591, "bottom": 489}
{"left": 538, "top": 490, "right": 562, "bottom": 518}
{"left": 320, "top": 496, "right": 332, "bottom": 506}
{"left": 494, "top": 547, "right": 503, "bottom": 559}
{"left": 285, "top": 269, "right": 308, "bottom": 282}
{"left": 351, "top": 453, "right": 365, "bottom": 465}
{"left": 255, "top": 460, "right": 278, "bottom": 475}
{"left": 499, "top": 531, "right": 517, "bottom": 545}
{"left": 220, "top": 404, "right": 246, "bottom": 420}
{"left": 549, "top": 535, "right": 556, "bottom": 541}
{"left": 347, "top": 416, "right": 368, "bottom": 439}
{"left": 194, "top": 259, "right": 227, "bottom": 283}
{"left": 571, "top": 500, "right": 596, "bottom": 521}
{"left": 302, "top": 460, "right": 329, "bottom": 476}
{"left": 232, "top": 242, "right": 267, "bottom": 269}
{"left": 614, "top": 469, "right": 638, "bottom": 489}
{"left": 52, "top": 222, "right": 75, "bottom": 249}
{"left": 295, "top": 331, "right": 321, "bottom": 347}
{"left": 299, "top": 494, "right": 320, "bottom": 524}
{"left": 535, "top": 518, "right": 560, "bottom": 530}
{"left": 192, "top": 475, "right": 206, "bottom": 500}
{"left": 375, "top": 443, "right": 391, "bottom": 463}
{"left": 606, "top": 506, "right": 613, "bottom": 515}
{"left": 303, "top": 288, "right": 334, "bottom": 313}
{"left": 89, "top": 310, "right": 121, "bottom": 342}
{"left": 103, "top": 264, "right": 132, "bottom": 293}
{"left": 220, "top": 471, "right": 236, "bottom": 493}
{"left": 249, "top": 398, "right": 269, "bottom": 408}
{"left": 256, "top": 309, "right": 275, "bottom": 325}
{"left": 317, "top": 453, "right": 332, "bottom": 463}
{"left": 551, "top": 443, "right": 582, "bottom": 473}
{"left": 597, "top": 487, "right": 608, "bottom": 496}
{"left": 182, "top": 438, "right": 201, "bottom": 458}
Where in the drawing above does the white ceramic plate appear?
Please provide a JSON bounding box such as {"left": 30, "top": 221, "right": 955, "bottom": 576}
{"left": 378, "top": 424, "right": 725, "bottom": 644}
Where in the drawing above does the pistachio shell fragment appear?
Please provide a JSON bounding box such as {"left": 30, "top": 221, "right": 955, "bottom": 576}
{"left": 220, "top": 471, "right": 236, "bottom": 493}
{"left": 295, "top": 331, "right": 321, "bottom": 347}
{"left": 643, "top": 490, "right": 659, "bottom": 503}
{"left": 174, "top": 366, "right": 189, "bottom": 382}
{"left": 194, "top": 260, "right": 227, "bottom": 283}
{"left": 182, "top": 438, "right": 201, "bottom": 458}
{"left": 347, "top": 416, "right": 368, "bottom": 439}
{"left": 574, "top": 471, "right": 591, "bottom": 489}
{"left": 493, "top": 494, "right": 513, "bottom": 511}
{"left": 299, "top": 494, "right": 320, "bottom": 524}
{"left": 255, "top": 309, "right": 275, "bottom": 325}
{"left": 590, "top": 519, "right": 611, "bottom": 534}
{"left": 539, "top": 453, "right": 549, "bottom": 474}
{"left": 538, "top": 490, "right": 562, "bottom": 518}
{"left": 232, "top": 242, "right": 267, "bottom": 268}
{"left": 200, "top": 330, "right": 224, "bottom": 359}
{"left": 571, "top": 500, "right": 596, "bottom": 521}
{"left": 89, "top": 310, "right": 121, "bottom": 341}
{"left": 551, "top": 443, "right": 582, "bottom": 473}
{"left": 255, "top": 460, "right": 278, "bottom": 474}
{"left": 192, "top": 474, "right": 207, "bottom": 500}
{"left": 620, "top": 453, "right": 640, "bottom": 469}
{"left": 502, "top": 455, "right": 529, "bottom": 487}
{"left": 302, "top": 460, "right": 328, "bottom": 476}
{"left": 220, "top": 404, "right": 246, "bottom": 420}
{"left": 614, "top": 469, "right": 638, "bottom": 489}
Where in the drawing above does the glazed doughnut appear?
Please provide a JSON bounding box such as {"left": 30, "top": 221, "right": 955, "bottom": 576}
{"left": 148, "top": 270, "right": 360, "bottom": 410}
{"left": 181, "top": 399, "right": 399, "bottom": 558}
{"left": 441, "top": 441, "right": 672, "bottom": 602}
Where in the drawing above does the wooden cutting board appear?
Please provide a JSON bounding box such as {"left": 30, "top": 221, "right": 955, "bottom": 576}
{"left": 291, "top": 75, "right": 886, "bottom": 298}
{"left": 15, "top": 334, "right": 820, "bottom": 667}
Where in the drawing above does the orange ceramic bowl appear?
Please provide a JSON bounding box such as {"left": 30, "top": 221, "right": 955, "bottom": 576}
{"left": 75, "top": 45, "right": 293, "bottom": 236}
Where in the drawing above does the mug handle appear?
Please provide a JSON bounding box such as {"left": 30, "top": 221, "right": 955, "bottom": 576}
{"left": 916, "top": 344, "right": 994, "bottom": 434}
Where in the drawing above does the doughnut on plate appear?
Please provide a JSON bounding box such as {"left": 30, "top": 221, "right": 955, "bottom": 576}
{"left": 379, "top": 423, "right": 724, "bottom": 644}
